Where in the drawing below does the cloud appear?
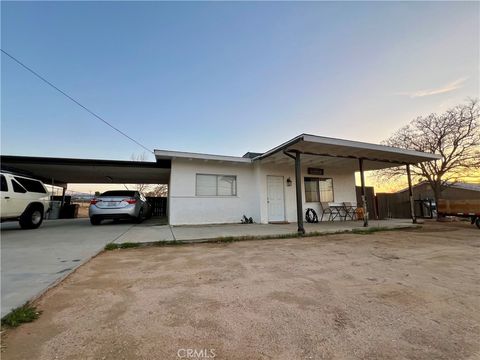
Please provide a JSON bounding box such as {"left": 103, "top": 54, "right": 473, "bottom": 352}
{"left": 397, "top": 77, "right": 468, "bottom": 98}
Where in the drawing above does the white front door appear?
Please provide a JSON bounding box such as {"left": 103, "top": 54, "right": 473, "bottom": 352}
{"left": 267, "top": 176, "right": 285, "bottom": 222}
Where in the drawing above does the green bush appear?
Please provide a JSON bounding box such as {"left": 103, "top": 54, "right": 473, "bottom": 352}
{"left": 104, "top": 243, "right": 119, "bottom": 250}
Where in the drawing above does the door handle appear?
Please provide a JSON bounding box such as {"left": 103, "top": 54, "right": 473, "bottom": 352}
{"left": 4, "top": 197, "right": 10, "bottom": 199}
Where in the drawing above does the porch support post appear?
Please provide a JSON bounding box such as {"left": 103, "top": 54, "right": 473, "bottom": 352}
{"left": 294, "top": 151, "right": 305, "bottom": 235}
{"left": 359, "top": 158, "right": 368, "bottom": 227}
{"left": 406, "top": 164, "right": 417, "bottom": 224}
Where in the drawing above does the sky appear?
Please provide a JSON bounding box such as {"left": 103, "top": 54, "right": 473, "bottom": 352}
{"left": 1, "top": 1, "right": 479, "bottom": 193}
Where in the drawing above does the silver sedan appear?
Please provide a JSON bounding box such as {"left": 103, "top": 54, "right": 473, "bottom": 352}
{"left": 89, "top": 190, "right": 152, "bottom": 225}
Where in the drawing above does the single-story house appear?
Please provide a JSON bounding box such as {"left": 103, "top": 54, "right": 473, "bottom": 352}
{"left": 155, "top": 133, "right": 440, "bottom": 231}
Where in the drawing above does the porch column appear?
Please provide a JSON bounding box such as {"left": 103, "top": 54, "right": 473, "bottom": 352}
{"left": 358, "top": 158, "right": 368, "bottom": 227}
{"left": 294, "top": 151, "right": 305, "bottom": 235}
{"left": 406, "top": 164, "right": 417, "bottom": 224}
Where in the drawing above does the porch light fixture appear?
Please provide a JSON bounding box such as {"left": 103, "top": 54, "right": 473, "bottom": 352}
{"left": 286, "top": 177, "right": 292, "bottom": 187}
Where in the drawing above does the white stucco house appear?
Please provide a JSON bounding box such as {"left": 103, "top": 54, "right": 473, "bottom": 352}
{"left": 155, "top": 134, "right": 440, "bottom": 231}
{"left": 1, "top": 133, "right": 440, "bottom": 232}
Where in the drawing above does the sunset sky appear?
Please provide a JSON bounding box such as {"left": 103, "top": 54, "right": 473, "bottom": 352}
{"left": 1, "top": 2, "right": 479, "bottom": 193}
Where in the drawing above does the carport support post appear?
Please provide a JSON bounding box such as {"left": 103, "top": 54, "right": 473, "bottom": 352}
{"left": 61, "top": 187, "right": 66, "bottom": 207}
{"left": 294, "top": 151, "right": 305, "bottom": 235}
{"left": 406, "top": 164, "right": 417, "bottom": 224}
{"left": 359, "top": 158, "right": 368, "bottom": 227}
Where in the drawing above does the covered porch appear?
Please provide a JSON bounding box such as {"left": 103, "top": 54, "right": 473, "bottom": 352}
{"left": 255, "top": 134, "right": 440, "bottom": 233}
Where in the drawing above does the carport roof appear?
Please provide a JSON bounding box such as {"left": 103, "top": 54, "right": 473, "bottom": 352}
{"left": 0, "top": 155, "right": 171, "bottom": 187}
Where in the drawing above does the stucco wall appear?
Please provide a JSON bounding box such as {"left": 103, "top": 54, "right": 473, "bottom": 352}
{"left": 169, "top": 159, "right": 259, "bottom": 225}
{"left": 169, "top": 158, "right": 357, "bottom": 225}
{"left": 256, "top": 163, "right": 357, "bottom": 223}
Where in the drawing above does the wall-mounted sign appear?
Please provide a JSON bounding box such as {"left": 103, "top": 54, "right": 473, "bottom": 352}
{"left": 308, "top": 167, "right": 324, "bottom": 176}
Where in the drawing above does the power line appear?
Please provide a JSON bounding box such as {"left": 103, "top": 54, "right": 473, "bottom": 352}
{"left": 1, "top": 49, "right": 153, "bottom": 154}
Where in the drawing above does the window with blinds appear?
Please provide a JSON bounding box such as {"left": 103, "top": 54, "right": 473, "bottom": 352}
{"left": 196, "top": 174, "right": 237, "bottom": 196}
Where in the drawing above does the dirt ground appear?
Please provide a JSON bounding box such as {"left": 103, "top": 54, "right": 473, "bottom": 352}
{"left": 2, "top": 221, "right": 479, "bottom": 360}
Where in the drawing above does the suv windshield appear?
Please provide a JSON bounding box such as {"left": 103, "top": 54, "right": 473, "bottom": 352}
{"left": 100, "top": 190, "right": 136, "bottom": 197}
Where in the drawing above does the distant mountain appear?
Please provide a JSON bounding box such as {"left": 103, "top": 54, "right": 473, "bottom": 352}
{"left": 65, "top": 190, "right": 93, "bottom": 200}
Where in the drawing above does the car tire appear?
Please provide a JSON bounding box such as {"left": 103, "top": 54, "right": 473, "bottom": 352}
{"left": 90, "top": 217, "right": 102, "bottom": 225}
{"left": 475, "top": 217, "right": 480, "bottom": 229}
{"left": 19, "top": 205, "right": 44, "bottom": 230}
{"left": 136, "top": 209, "right": 144, "bottom": 223}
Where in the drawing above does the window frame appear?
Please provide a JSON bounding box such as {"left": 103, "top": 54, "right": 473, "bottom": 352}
{"left": 14, "top": 176, "right": 47, "bottom": 194}
{"left": 195, "top": 174, "right": 237, "bottom": 197}
{"left": 304, "top": 177, "right": 320, "bottom": 202}
{"left": 12, "top": 179, "right": 27, "bottom": 194}
{"left": 1, "top": 175, "right": 8, "bottom": 192}
{"left": 304, "top": 177, "right": 334, "bottom": 203}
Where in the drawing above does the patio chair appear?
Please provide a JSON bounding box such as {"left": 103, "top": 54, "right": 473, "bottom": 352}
{"left": 343, "top": 202, "right": 357, "bottom": 220}
{"left": 320, "top": 202, "right": 334, "bottom": 221}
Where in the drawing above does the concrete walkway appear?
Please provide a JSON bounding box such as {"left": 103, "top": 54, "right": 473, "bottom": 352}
{"left": 114, "top": 219, "right": 418, "bottom": 244}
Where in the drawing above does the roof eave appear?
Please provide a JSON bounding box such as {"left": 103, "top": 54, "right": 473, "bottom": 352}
{"left": 154, "top": 149, "right": 252, "bottom": 163}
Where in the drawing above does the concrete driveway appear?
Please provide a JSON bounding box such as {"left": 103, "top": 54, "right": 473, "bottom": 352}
{"left": 1, "top": 217, "right": 415, "bottom": 317}
{"left": 1, "top": 218, "right": 137, "bottom": 316}
{"left": 3, "top": 222, "right": 479, "bottom": 359}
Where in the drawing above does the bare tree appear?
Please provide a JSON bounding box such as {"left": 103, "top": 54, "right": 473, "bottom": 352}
{"left": 129, "top": 153, "right": 169, "bottom": 196}
{"left": 378, "top": 99, "right": 480, "bottom": 202}
{"left": 145, "top": 185, "right": 168, "bottom": 197}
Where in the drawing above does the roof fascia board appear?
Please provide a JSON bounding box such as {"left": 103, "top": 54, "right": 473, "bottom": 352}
{"left": 154, "top": 150, "right": 251, "bottom": 163}
{"left": 0, "top": 155, "right": 169, "bottom": 168}
{"left": 254, "top": 133, "right": 440, "bottom": 164}
{"left": 253, "top": 134, "right": 304, "bottom": 160}
{"left": 302, "top": 134, "right": 441, "bottom": 161}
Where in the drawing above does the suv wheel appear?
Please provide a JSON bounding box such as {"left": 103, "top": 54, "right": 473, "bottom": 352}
{"left": 19, "top": 205, "right": 44, "bottom": 229}
{"left": 90, "top": 216, "right": 102, "bottom": 225}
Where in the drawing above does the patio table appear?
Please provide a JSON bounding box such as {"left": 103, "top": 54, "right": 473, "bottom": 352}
{"left": 328, "top": 202, "right": 345, "bottom": 221}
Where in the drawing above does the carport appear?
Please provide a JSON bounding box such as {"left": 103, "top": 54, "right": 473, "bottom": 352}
{"left": 0, "top": 155, "right": 171, "bottom": 217}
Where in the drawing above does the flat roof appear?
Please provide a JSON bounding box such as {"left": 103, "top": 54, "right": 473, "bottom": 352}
{"left": 1, "top": 155, "right": 171, "bottom": 186}
{"left": 155, "top": 134, "right": 440, "bottom": 171}
{"left": 254, "top": 134, "right": 440, "bottom": 171}
{"left": 154, "top": 149, "right": 252, "bottom": 163}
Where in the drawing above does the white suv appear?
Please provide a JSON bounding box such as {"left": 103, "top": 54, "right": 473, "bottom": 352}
{"left": 0, "top": 171, "right": 51, "bottom": 229}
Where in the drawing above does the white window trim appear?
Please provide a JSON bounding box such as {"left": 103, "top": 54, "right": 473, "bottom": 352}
{"left": 304, "top": 177, "right": 334, "bottom": 203}
{"left": 195, "top": 173, "right": 238, "bottom": 197}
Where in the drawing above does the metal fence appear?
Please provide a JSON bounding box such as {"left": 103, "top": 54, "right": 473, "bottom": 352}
{"left": 146, "top": 197, "right": 167, "bottom": 217}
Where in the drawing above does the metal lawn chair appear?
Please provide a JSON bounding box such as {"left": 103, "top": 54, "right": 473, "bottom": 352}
{"left": 319, "top": 202, "right": 334, "bottom": 221}
{"left": 343, "top": 202, "right": 357, "bottom": 220}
